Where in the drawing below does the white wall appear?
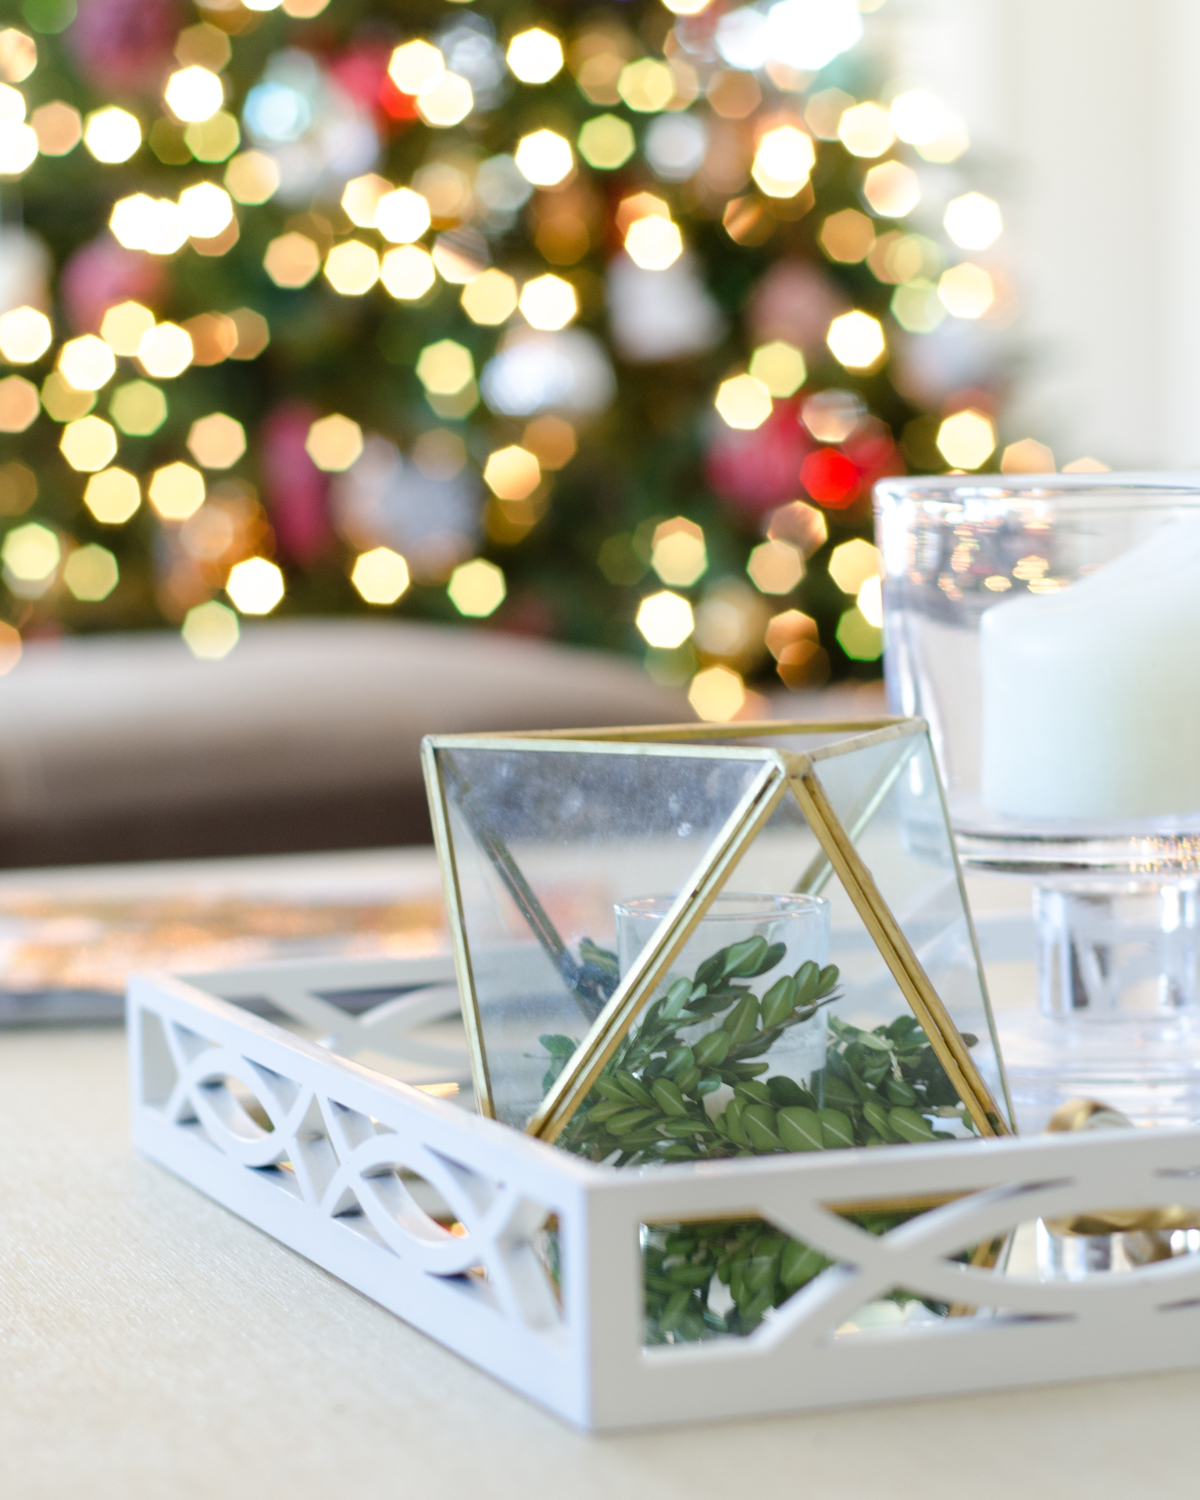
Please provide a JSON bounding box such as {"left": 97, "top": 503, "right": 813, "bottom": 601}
{"left": 892, "top": 0, "right": 1200, "bottom": 468}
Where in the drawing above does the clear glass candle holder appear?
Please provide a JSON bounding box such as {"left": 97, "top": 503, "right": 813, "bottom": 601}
{"left": 876, "top": 474, "right": 1200, "bottom": 1127}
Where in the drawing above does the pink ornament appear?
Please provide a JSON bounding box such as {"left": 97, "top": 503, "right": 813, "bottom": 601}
{"left": 67, "top": 0, "right": 180, "bottom": 95}
{"left": 706, "top": 399, "right": 812, "bottom": 518}
{"left": 60, "top": 235, "right": 164, "bottom": 334}
{"left": 747, "top": 260, "right": 847, "bottom": 359}
{"left": 261, "top": 404, "right": 333, "bottom": 566}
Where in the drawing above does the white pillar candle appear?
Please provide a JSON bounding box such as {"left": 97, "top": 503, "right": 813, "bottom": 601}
{"left": 980, "top": 517, "right": 1200, "bottom": 820}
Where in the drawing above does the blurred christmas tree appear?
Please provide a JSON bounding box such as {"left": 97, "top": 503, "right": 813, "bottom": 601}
{"left": 0, "top": 0, "right": 1009, "bottom": 716}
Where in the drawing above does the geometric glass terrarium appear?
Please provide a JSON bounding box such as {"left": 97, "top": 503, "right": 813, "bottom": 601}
{"left": 423, "top": 718, "right": 1013, "bottom": 1144}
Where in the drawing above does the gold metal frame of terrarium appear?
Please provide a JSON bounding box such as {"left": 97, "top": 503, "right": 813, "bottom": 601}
{"left": 422, "top": 717, "right": 1013, "bottom": 1146}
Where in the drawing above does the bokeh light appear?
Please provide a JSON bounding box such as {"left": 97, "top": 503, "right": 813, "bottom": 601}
{"left": 225, "top": 150, "right": 280, "bottom": 204}
{"left": 938, "top": 262, "right": 994, "bottom": 319}
{"left": 751, "top": 125, "right": 815, "bottom": 197}
{"left": 944, "top": 192, "right": 1002, "bottom": 249}
{"left": 388, "top": 40, "right": 444, "bottom": 94}
{"left": 109, "top": 194, "right": 188, "bottom": 254}
{"left": 165, "top": 66, "right": 223, "bottom": 124}
{"left": 715, "top": 374, "right": 772, "bottom": 430}
{"left": 2, "top": 522, "right": 59, "bottom": 586}
{"left": 416, "top": 73, "right": 474, "bottom": 129}
{"left": 0, "top": 29, "right": 37, "bottom": 83}
{"left": 185, "top": 112, "right": 240, "bottom": 163}
{"left": 42, "top": 372, "right": 92, "bottom": 423}
{"left": 325, "top": 241, "right": 380, "bottom": 295}
{"left": 515, "top": 128, "right": 573, "bottom": 188}
{"left": 448, "top": 557, "right": 506, "bottom": 617}
{"left": 688, "top": 665, "right": 745, "bottom": 723}
{"left": 624, "top": 215, "right": 683, "bottom": 271}
{"left": 519, "top": 274, "right": 577, "bottom": 330}
{"left": 0, "top": 119, "right": 37, "bottom": 175}
{"left": 651, "top": 518, "right": 707, "bottom": 587}
{"left": 137, "top": 322, "right": 193, "bottom": 379}
{"left": 618, "top": 58, "right": 674, "bottom": 112}
{"left": 507, "top": 28, "right": 564, "bottom": 84}
{"left": 264, "top": 231, "right": 321, "bottom": 287}
{"left": 416, "top": 339, "right": 474, "bottom": 396}
{"left": 836, "top": 605, "right": 882, "bottom": 660}
{"left": 352, "top": 547, "right": 410, "bottom": 605}
{"left": 462, "top": 268, "right": 518, "bottom": 325}
{"left": 64, "top": 544, "right": 118, "bottom": 602}
{"left": 149, "top": 461, "right": 206, "bottom": 520}
{"left": 837, "top": 102, "right": 894, "bottom": 158}
{"left": 100, "top": 301, "right": 155, "bottom": 356}
{"left": 178, "top": 182, "right": 234, "bottom": 239}
{"left": 483, "top": 445, "right": 541, "bottom": 500}
{"left": 0, "top": 375, "right": 39, "bottom": 432}
{"left": 83, "top": 106, "right": 141, "bottom": 164}
{"left": 31, "top": 100, "right": 81, "bottom": 156}
{"left": 862, "top": 161, "right": 920, "bottom": 217}
{"left": 0, "top": 306, "right": 51, "bottom": 363}
{"left": 1000, "top": 438, "right": 1055, "bottom": 474}
{"left": 829, "top": 538, "right": 882, "bottom": 593}
{"left": 748, "top": 340, "right": 807, "bottom": 398}
{"left": 58, "top": 335, "right": 116, "bottom": 392}
{"left": 856, "top": 574, "right": 883, "bottom": 627}
{"left": 227, "top": 556, "right": 284, "bottom": 615}
{"left": 936, "top": 409, "right": 996, "bottom": 469}
{"left": 890, "top": 90, "right": 944, "bottom": 145}
{"left": 110, "top": 380, "right": 167, "bottom": 436}
{"left": 577, "top": 114, "right": 635, "bottom": 170}
{"left": 523, "top": 415, "right": 576, "bottom": 470}
{"left": 636, "top": 589, "right": 694, "bottom": 649}
{"left": 188, "top": 412, "right": 246, "bottom": 469}
{"left": 374, "top": 186, "right": 431, "bottom": 243}
{"left": 305, "top": 413, "right": 364, "bottom": 472}
{"left": 381, "top": 245, "right": 437, "bottom": 300}
{"left": 827, "top": 310, "right": 885, "bottom": 370}
{"left": 748, "top": 539, "right": 804, "bottom": 594}
{"left": 341, "top": 173, "right": 390, "bottom": 228}
{"left": 61, "top": 415, "right": 117, "bottom": 472}
{"left": 83, "top": 467, "right": 140, "bottom": 524}
{"left": 182, "top": 600, "right": 239, "bottom": 660}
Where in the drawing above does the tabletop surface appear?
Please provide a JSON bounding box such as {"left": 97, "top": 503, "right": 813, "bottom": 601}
{"left": 2, "top": 847, "right": 1197, "bottom": 1498}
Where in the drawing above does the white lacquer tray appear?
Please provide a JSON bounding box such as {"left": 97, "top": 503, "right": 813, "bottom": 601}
{"left": 128, "top": 952, "right": 1200, "bottom": 1431}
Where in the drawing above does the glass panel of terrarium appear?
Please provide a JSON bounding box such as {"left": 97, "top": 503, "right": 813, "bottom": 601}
{"left": 432, "top": 742, "right": 776, "bottom": 1129}
{"left": 807, "top": 728, "right": 1013, "bottom": 1129}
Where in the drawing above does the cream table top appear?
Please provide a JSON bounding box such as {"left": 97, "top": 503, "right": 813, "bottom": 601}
{"left": 1, "top": 849, "right": 1197, "bottom": 1497}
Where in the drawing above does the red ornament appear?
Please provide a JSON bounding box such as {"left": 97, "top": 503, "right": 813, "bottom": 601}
{"left": 261, "top": 404, "right": 332, "bottom": 567}
{"left": 706, "top": 400, "right": 812, "bottom": 518}
{"left": 60, "top": 235, "right": 165, "bottom": 334}
{"left": 67, "top": 0, "right": 179, "bottom": 95}
{"left": 800, "top": 448, "right": 860, "bottom": 509}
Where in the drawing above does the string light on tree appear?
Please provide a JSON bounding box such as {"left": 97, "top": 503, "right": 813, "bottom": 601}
{"left": 827, "top": 310, "right": 886, "bottom": 370}
{"left": 936, "top": 409, "right": 996, "bottom": 469}
{"left": 0, "top": 306, "right": 51, "bottom": 364}
{"left": 448, "top": 558, "right": 506, "bottom": 617}
{"left": 227, "top": 557, "right": 284, "bottom": 614}
{"left": 165, "top": 67, "right": 224, "bottom": 124}
{"left": 182, "top": 600, "right": 239, "bottom": 660}
{"left": 352, "top": 547, "right": 410, "bottom": 605}
{"left": 624, "top": 215, "right": 683, "bottom": 271}
{"left": 83, "top": 468, "right": 141, "bottom": 524}
{"left": 374, "top": 187, "right": 431, "bottom": 243}
{"left": 506, "top": 29, "right": 564, "bottom": 84}
{"left": 83, "top": 107, "right": 141, "bottom": 163}
{"left": 636, "top": 590, "right": 694, "bottom": 649}
{"left": 306, "top": 414, "right": 364, "bottom": 472}
{"left": 944, "top": 192, "right": 1002, "bottom": 250}
{"left": 64, "top": 545, "right": 119, "bottom": 602}
{"left": 514, "top": 129, "right": 573, "bottom": 187}
{"left": 715, "top": 374, "right": 772, "bottom": 430}
{"left": 518, "top": 275, "right": 577, "bottom": 331}
{"left": 149, "top": 461, "right": 206, "bottom": 520}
